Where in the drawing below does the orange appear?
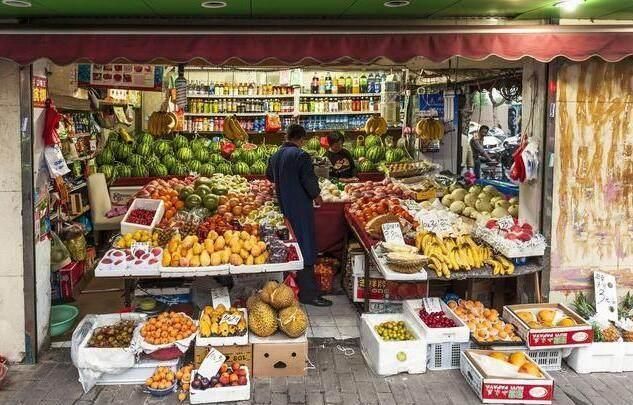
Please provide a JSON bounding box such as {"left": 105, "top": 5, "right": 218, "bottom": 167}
{"left": 175, "top": 201, "right": 185, "bottom": 210}
{"left": 151, "top": 382, "right": 159, "bottom": 389}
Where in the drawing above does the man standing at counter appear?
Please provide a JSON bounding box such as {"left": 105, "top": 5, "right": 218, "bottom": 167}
{"left": 266, "top": 124, "right": 332, "bottom": 307}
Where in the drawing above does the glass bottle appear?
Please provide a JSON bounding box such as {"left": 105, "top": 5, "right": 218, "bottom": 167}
{"left": 338, "top": 75, "right": 346, "bottom": 94}
{"left": 345, "top": 74, "right": 353, "bottom": 94}
{"left": 360, "top": 73, "right": 368, "bottom": 93}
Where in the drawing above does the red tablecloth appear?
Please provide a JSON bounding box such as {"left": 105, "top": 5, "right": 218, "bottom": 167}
{"left": 314, "top": 202, "right": 349, "bottom": 259}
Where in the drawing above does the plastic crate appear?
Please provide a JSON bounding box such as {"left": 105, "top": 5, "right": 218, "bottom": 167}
{"left": 427, "top": 341, "right": 471, "bottom": 370}
{"left": 527, "top": 348, "right": 562, "bottom": 371}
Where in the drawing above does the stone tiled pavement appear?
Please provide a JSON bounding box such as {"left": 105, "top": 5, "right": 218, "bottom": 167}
{"left": 1, "top": 340, "right": 632, "bottom": 405}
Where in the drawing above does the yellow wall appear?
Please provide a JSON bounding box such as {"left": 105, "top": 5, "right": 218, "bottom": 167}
{"left": 550, "top": 59, "right": 633, "bottom": 297}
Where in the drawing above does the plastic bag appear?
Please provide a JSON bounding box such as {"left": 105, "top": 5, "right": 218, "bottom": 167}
{"left": 63, "top": 225, "right": 87, "bottom": 261}
{"left": 50, "top": 231, "right": 72, "bottom": 270}
{"left": 265, "top": 113, "right": 281, "bottom": 134}
{"left": 283, "top": 272, "right": 300, "bottom": 299}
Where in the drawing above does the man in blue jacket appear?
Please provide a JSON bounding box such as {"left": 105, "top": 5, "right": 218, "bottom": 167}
{"left": 267, "top": 124, "right": 332, "bottom": 307}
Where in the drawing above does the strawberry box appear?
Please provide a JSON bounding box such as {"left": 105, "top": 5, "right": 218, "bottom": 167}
{"left": 461, "top": 349, "right": 554, "bottom": 404}
{"left": 503, "top": 304, "right": 592, "bottom": 350}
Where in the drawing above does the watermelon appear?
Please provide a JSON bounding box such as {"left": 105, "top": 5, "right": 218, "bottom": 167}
{"left": 96, "top": 148, "right": 114, "bottom": 166}
{"left": 209, "top": 141, "right": 220, "bottom": 153}
{"left": 231, "top": 148, "right": 243, "bottom": 162}
{"left": 191, "top": 137, "right": 208, "bottom": 152}
{"left": 176, "top": 147, "right": 193, "bottom": 162}
{"left": 114, "top": 164, "right": 132, "bottom": 178}
{"left": 126, "top": 153, "right": 144, "bottom": 167}
{"left": 193, "top": 148, "right": 209, "bottom": 163}
{"left": 234, "top": 162, "right": 249, "bottom": 176}
{"left": 199, "top": 163, "right": 216, "bottom": 177}
{"left": 209, "top": 154, "right": 224, "bottom": 165}
{"left": 216, "top": 162, "right": 233, "bottom": 175}
{"left": 251, "top": 161, "right": 267, "bottom": 175}
{"left": 107, "top": 135, "right": 121, "bottom": 148}
{"left": 366, "top": 145, "right": 385, "bottom": 163}
{"left": 239, "top": 143, "right": 259, "bottom": 166}
{"left": 131, "top": 165, "right": 149, "bottom": 177}
{"left": 135, "top": 142, "right": 153, "bottom": 157}
{"left": 154, "top": 140, "right": 172, "bottom": 157}
{"left": 358, "top": 160, "right": 375, "bottom": 172}
{"left": 137, "top": 132, "right": 154, "bottom": 145}
{"left": 265, "top": 145, "right": 279, "bottom": 156}
{"left": 98, "top": 164, "right": 115, "bottom": 181}
{"left": 317, "top": 147, "right": 326, "bottom": 157}
{"left": 306, "top": 137, "right": 321, "bottom": 151}
{"left": 385, "top": 148, "right": 400, "bottom": 164}
{"left": 149, "top": 163, "right": 168, "bottom": 177}
{"left": 188, "top": 160, "right": 202, "bottom": 173}
{"left": 162, "top": 155, "right": 177, "bottom": 171}
{"left": 171, "top": 163, "right": 189, "bottom": 176}
{"left": 172, "top": 134, "right": 189, "bottom": 150}
{"left": 364, "top": 134, "right": 382, "bottom": 148}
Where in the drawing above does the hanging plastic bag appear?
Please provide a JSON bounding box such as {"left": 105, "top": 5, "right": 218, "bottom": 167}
{"left": 63, "top": 224, "right": 87, "bottom": 262}
{"left": 265, "top": 113, "right": 281, "bottom": 134}
{"left": 44, "top": 145, "right": 71, "bottom": 177}
{"left": 283, "top": 272, "right": 300, "bottom": 299}
{"left": 50, "top": 231, "right": 72, "bottom": 270}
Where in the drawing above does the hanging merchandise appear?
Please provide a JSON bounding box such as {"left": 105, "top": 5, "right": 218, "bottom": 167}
{"left": 174, "top": 65, "right": 188, "bottom": 110}
{"left": 50, "top": 230, "right": 72, "bottom": 270}
{"left": 63, "top": 224, "right": 88, "bottom": 262}
{"left": 43, "top": 99, "right": 63, "bottom": 146}
{"left": 264, "top": 113, "right": 281, "bottom": 134}
{"left": 522, "top": 140, "right": 540, "bottom": 182}
{"left": 44, "top": 145, "right": 71, "bottom": 177}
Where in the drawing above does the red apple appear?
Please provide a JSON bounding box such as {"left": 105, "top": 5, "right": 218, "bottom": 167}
{"left": 151, "top": 248, "right": 162, "bottom": 256}
{"left": 510, "top": 225, "right": 522, "bottom": 233}
{"left": 101, "top": 258, "right": 113, "bottom": 264}
{"left": 486, "top": 219, "right": 498, "bottom": 229}
{"left": 219, "top": 375, "right": 230, "bottom": 386}
{"left": 231, "top": 362, "right": 241, "bottom": 372}
{"left": 219, "top": 364, "right": 228, "bottom": 374}
{"left": 518, "top": 232, "right": 532, "bottom": 242}
{"left": 238, "top": 375, "right": 247, "bottom": 385}
{"left": 506, "top": 234, "right": 519, "bottom": 241}
{"left": 235, "top": 367, "right": 247, "bottom": 377}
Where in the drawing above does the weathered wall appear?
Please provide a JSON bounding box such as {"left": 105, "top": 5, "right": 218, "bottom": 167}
{"left": 0, "top": 61, "right": 25, "bottom": 362}
{"left": 550, "top": 59, "right": 633, "bottom": 297}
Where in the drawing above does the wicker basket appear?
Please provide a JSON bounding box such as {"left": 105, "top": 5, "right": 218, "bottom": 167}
{"left": 622, "top": 330, "right": 633, "bottom": 342}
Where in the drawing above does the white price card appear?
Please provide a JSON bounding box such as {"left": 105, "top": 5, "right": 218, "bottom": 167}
{"left": 220, "top": 313, "right": 241, "bottom": 326}
{"left": 131, "top": 242, "right": 151, "bottom": 254}
{"left": 382, "top": 222, "right": 405, "bottom": 245}
{"left": 497, "top": 216, "right": 515, "bottom": 230}
{"left": 198, "top": 348, "right": 226, "bottom": 379}
{"left": 422, "top": 297, "right": 443, "bottom": 314}
{"left": 594, "top": 271, "right": 618, "bottom": 322}
{"left": 211, "top": 287, "right": 231, "bottom": 309}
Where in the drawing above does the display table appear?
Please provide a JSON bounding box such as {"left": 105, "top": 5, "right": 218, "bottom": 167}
{"left": 343, "top": 209, "right": 543, "bottom": 311}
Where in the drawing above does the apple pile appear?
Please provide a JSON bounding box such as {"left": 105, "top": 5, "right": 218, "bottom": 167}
{"left": 191, "top": 362, "right": 248, "bottom": 390}
{"left": 485, "top": 219, "right": 534, "bottom": 242}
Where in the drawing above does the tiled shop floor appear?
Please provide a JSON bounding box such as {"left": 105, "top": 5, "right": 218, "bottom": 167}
{"left": 0, "top": 342, "right": 614, "bottom": 405}
{"left": 307, "top": 295, "right": 360, "bottom": 339}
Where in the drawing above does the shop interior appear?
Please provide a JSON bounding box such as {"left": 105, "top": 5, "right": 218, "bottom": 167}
{"left": 44, "top": 57, "right": 531, "bottom": 345}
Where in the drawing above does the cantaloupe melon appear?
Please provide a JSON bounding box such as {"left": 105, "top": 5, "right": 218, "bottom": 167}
{"left": 450, "top": 201, "right": 466, "bottom": 214}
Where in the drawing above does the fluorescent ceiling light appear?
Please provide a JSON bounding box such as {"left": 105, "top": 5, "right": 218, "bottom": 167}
{"left": 2, "top": 0, "right": 31, "bottom": 7}
{"left": 384, "top": 1, "right": 410, "bottom": 8}
{"left": 201, "top": 1, "right": 227, "bottom": 8}
{"left": 554, "top": 0, "right": 584, "bottom": 11}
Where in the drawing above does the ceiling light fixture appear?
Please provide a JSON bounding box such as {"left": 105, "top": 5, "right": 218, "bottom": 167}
{"left": 2, "top": 0, "right": 31, "bottom": 7}
{"left": 384, "top": 0, "right": 410, "bottom": 8}
{"left": 554, "top": 0, "right": 583, "bottom": 11}
{"left": 201, "top": 1, "right": 227, "bottom": 8}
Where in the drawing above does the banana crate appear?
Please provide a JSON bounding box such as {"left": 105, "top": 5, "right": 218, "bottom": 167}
{"left": 196, "top": 308, "right": 249, "bottom": 347}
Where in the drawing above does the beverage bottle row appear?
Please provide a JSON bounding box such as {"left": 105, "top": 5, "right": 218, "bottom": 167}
{"left": 308, "top": 72, "right": 384, "bottom": 94}
{"left": 299, "top": 97, "right": 379, "bottom": 113}
{"left": 184, "top": 117, "right": 293, "bottom": 133}
{"left": 187, "top": 81, "right": 294, "bottom": 97}
{"left": 188, "top": 98, "right": 293, "bottom": 114}
{"left": 65, "top": 112, "right": 94, "bottom": 135}
{"left": 299, "top": 115, "right": 371, "bottom": 131}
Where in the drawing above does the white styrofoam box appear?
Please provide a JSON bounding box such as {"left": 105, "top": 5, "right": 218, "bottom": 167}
{"left": 120, "top": 198, "right": 165, "bottom": 235}
{"left": 565, "top": 342, "right": 623, "bottom": 374}
{"left": 95, "top": 357, "right": 179, "bottom": 385}
{"left": 360, "top": 313, "right": 427, "bottom": 376}
{"left": 196, "top": 309, "right": 249, "bottom": 347}
{"left": 228, "top": 243, "right": 304, "bottom": 274}
{"left": 160, "top": 264, "right": 230, "bottom": 278}
{"left": 623, "top": 342, "right": 633, "bottom": 372}
{"left": 95, "top": 249, "right": 161, "bottom": 277}
{"left": 427, "top": 341, "right": 472, "bottom": 370}
{"left": 189, "top": 367, "right": 251, "bottom": 404}
{"left": 403, "top": 299, "right": 469, "bottom": 344}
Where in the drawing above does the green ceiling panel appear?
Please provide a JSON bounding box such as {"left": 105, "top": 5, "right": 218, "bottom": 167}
{"left": 252, "top": 0, "right": 356, "bottom": 17}
{"left": 342, "top": 0, "right": 450, "bottom": 18}
{"left": 0, "top": 0, "right": 631, "bottom": 20}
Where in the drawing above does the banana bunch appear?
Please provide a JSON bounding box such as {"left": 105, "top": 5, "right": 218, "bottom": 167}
{"left": 415, "top": 231, "right": 492, "bottom": 278}
{"left": 415, "top": 118, "right": 444, "bottom": 142}
{"left": 148, "top": 111, "right": 177, "bottom": 136}
{"left": 364, "top": 115, "right": 388, "bottom": 136}
{"left": 223, "top": 115, "right": 247, "bottom": 141}
{"left": 117, "top": 127, "right": 134, "bottom": 143}
{"left": 485, "top": 255, "right": 515, "bottom": 276}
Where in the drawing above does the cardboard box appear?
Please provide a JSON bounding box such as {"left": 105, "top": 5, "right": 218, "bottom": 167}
{"left": 503, "top": 304, "right": 593, "bottom": 349}
{"left": 461, "top": 349, "right": 554, "bottom": 404}
{"left": 59, "top": 261, "right": 85, "bottom": 299}
{"left": 251, "top": 333, "right": 307, "bottom": 377}
{"left": 194, "top": 344, "right": 253, "bottom": 374}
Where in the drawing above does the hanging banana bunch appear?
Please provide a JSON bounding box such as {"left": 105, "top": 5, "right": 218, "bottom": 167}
{"left": 414, "top": 118, "right": 445, "bottom": 143}
{"left": 364, "top": 115, "right": 388, "bottom": 136}
{"left": 222, "top": 115, "right": 247, "bottom": 141}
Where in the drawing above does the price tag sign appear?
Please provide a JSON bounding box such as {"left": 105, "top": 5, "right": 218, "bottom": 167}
{"left": 497, "top": 216, "right": 515, "bottom": 230}
{"left": 211, "top": 287, "right": 231, "bottom": 309}
{"left": 220, "top": 313, "right": 241, "bottom": 326}
{"left": 131, "top": 242, "right": 150, "bottom": 255}
{"left": 594, "top": 271, "right": 618, "bottom": 322}
{"left": 382, "top": 222, "right": 405, "bottom": 245}
{"left": 198, "top": 348, "right": 226, "bottom": 379}
{"left": 422, "top": 297, "right": 443, "bottom": 314}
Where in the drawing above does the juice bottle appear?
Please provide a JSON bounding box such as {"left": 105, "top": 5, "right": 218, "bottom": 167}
{"left": 360, "top": 73, "right": 367, "bottom": 93}
{"left": 345, "top": 74, "right": 353, "bottom": 94}
{"left": 338, "top": 75, "right": 346, "bottom": 94}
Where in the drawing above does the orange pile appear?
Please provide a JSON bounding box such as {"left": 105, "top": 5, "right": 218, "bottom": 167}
{"left": 140, "top": 311, "right": 197, "bottom": 345}
{"left": 176, "top": 363, "right": 194, "bottom": 402}
{"left": 449, "top": 300, "right": 521, "bottom": 343}
{"left": 145, "top": 366, "right": 176, "bottom": 390}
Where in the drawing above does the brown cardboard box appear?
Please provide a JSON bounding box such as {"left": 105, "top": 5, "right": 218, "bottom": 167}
{"left": 251, "top": 333, "right": 308, "bottom": 377}
{"left": 194, "top": 344, "right": 253, "bottom": 375}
